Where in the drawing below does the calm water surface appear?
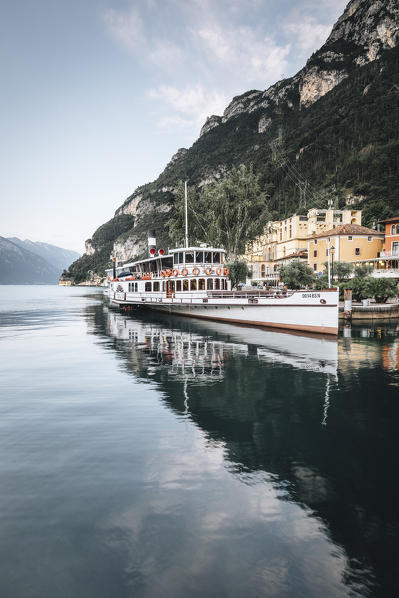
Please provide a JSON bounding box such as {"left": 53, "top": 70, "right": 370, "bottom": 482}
{"left": 0, "top": 285, "right": 398, "bottom": 598}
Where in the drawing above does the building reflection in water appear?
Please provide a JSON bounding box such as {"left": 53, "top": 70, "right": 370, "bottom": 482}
{"left": 86, "top": 304, "right": 399, "bottom": 597}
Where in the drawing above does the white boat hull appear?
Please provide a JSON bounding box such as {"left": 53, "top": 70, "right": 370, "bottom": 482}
{"left": 109, "top": 289, "right": 339, "bottom": 335}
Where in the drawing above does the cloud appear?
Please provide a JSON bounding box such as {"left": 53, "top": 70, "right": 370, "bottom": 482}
{"left": 148, "top": 84, "right": 228, "bottom": 129}
{"left": 102, "top": 6, "right": 144, "bottom": 53}
{"left": 284, "top": 17, "right": 332, "bottom": 56}
{"left": 197, "top": 25, "right": 290, "bottom": 87}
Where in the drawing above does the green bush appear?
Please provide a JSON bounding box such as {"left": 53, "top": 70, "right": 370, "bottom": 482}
{"left": 279, "top": 260, "right": 314, "bottom": 290}
{"left": 368, "top": 278, "right": 398, "bottom": 303}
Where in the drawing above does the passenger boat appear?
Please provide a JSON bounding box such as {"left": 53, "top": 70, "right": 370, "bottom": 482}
{"left": 104, "top": 234, "right": 339, "bottom": 336}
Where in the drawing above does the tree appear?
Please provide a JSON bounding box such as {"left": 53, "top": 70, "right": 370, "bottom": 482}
{"left": 279, "top": 260, "right": 315, "bottom": 290}
{"left": 332, "top": 261, "right": 353, "bottom": 282}
{"left": 354, "top": 264, "right": 373, "bottom": 278}
{"left": 228, "top": 260, "right": 251, "bottom": 288}
{"left": 340, "top": 277, "right": 372, "bottom": 302}
{"left": 168, "top": 165, "right": 270, "bottom": 260}
{"left": 368, "top": 278, "right": 398, "bottom": 303}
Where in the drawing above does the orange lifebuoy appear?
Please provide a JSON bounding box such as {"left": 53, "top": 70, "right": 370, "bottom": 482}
{"left": 161, "top": 271, "right": 166, "bottom": 278}
{"left": 166, "top": 269, "right": 171, "bottom": 277}
{"left": 192, "top": 267, "right": 200, "bottom": 275}
{"left": 216, "top": 267, "right": 222, "bottom": 275}
{"left": 181, "top": 268, "right": 188, "bottom": 276}
{"left": 172, "top": 269, "right": 179, "bottom": 277}
{"left": 224, "top": 268, "right": 229, "bottom": 276}
{"left": 204, "top": 267, "right": 213, "bottom": 275}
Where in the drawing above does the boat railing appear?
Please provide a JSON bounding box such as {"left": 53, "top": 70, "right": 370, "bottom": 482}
{"left": 207, "top": 290, "right": 292, "bottom": 299}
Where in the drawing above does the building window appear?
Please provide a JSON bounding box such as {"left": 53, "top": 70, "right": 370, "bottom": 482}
{"left": 326, "top": 249, "right": 329, "bottom": 256}
{"left": 313, "top": 250, "right": 317, "bottom": 257}
{"left": 355, "top": 248, "right": 360, "bottom": 256}
{"left": 261, "top": 265, "right": 266, "bottom": 277}
{"left": 314, "top": 239, "right": 318, "bottom": 245}
{"left": 392, "top": 225, "right": 397, "bottom": 235}
{"left": 367, "top": 236, "right": 372, "bottom": 242}
{"left": 348, "top": 236, "right": 352, "bottom": 241}
{"left": 313, "top": 263, "right": 317, "bottom": 271}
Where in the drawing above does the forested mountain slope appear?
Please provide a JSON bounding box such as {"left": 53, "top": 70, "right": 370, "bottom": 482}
{"left": 67, "top": 0, "right": 399, "bottom": 282}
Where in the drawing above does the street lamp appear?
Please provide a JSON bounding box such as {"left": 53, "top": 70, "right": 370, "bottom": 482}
{"left": 327, "top": 240, "right": 335, "bottom": 288}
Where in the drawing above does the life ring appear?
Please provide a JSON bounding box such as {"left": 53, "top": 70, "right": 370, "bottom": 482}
{"left": 216, "top": 267, "right": 222, "bottom": 275}
{"left": 172, "top": 269, "right": 179, "bottom": 277}
{"left": 181, "top": 268, "right": 188, "bottom": 276}
{"left": 224, "top": 268, "right": 229, "bottom": 276}
{"left": 204, "top": 267, "right": 213, "bottom": 275}
{"left": 166, "top": 269, "right": 172, "bottom": 277}
{"left": 192, "top": 267, "right": 200, "bottom": 275}
{"left": 161, "top": 271, "right": 166, "bottom": 278}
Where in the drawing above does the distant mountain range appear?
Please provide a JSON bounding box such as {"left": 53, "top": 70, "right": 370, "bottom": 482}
{"left": 0, "top": 237, "right": 80, "bottom": 284}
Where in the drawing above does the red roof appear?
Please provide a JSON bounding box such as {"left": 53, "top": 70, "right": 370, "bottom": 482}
{"left": 378, "top": 216, "right": 399, "bottom": 224}
{"left": 310, "top": 223, "right": 384, "bottom": 239}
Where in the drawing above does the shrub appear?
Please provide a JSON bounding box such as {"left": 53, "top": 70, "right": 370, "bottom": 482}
{"left": 368, "top": 278, "right": 398, "bottom": 303}
{"left": 279, "top": 260, "right": 314, "bottom": 290}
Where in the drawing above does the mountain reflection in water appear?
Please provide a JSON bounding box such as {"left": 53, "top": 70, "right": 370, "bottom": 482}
{"left": 86, "top": 304, "right": 399, "bottom": 598}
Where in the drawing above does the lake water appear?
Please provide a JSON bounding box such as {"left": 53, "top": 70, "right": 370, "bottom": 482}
{"left": 0, "top": 285, "right": 398, "bottom": 598}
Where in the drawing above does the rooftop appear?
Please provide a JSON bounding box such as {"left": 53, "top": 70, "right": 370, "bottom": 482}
{"left": 378, "top": 216, "right": 399, "bottom": 224}
{"left": 310, "top": 223, "right": 384, "bottom": 239}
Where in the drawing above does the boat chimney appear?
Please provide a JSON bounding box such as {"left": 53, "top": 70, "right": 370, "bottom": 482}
{"left": 148, "top": 230, "right": 156, "bottom": 257}
{"left": 111, "top": 256, "right": 116, "bottom": 279}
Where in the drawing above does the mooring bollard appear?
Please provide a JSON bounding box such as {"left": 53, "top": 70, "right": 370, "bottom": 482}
{"left": 344, "top": 289, "right": 352, "bottom": 321}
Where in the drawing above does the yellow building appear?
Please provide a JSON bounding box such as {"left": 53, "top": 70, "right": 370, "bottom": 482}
{"left": 307, "top": 223, "right": 384, "bottom": 275}
{"left": 246, "top": 208, "right": 362, "bottom": 283}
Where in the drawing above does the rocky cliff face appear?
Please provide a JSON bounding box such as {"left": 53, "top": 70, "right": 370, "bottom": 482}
{"left": 67, "top": 0, "right": 399, "bottom": 282}
{"left": 199, "top": 0, "right": 399, "bottom": 130}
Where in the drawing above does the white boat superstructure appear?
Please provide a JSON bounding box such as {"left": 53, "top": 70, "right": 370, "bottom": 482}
{"left": 105, "top": 240, "right": 339, "bottom": 336}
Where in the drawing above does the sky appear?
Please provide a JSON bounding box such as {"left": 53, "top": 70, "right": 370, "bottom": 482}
{"left": 0, "top": 0, "right": 348, "bottom": 253}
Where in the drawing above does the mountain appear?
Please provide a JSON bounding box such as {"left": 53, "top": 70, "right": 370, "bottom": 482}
{"left": 0, "top": 238, "right": 80, "bottom": 284}
{"left": 7, "top": 238, "right": 80, "bottom": 273}
{"left": 0, "top": 237, "right": 59, "bottom": 284}
{"left": 67, "top": 0, "right": 399, "bottom": 283}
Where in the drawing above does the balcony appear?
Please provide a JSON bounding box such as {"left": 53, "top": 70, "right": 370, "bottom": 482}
{"left": 379, "top": 251, "right": 399, "bottom": 258}
{"left": 371, "top": 269, "right": 399, "bottom": 279}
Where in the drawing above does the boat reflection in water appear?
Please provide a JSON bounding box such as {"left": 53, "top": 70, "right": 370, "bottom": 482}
{"left": 106, "top": 308, "right": 338, "bottom": 380}
{"left": 88, "top": 305, "right": 399, "bottom": 598}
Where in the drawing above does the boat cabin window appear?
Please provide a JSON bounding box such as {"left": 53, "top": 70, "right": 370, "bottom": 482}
{"left": 195, "top": 251, "right": 203, "bottom": 263}
{"left": 183, "top": 279, "right": 189, "bottom": 291}
{"left": 207, "top": 279, "right": 213, "bottom": 290}
{"left": 176, "top": 280, "right": 182, "bottom": 292}
{"left": 185, "top": 252, "right": 194, "bottom": 263}
{"left": 174, "top": 252, "right": 184, "bottom": 265}
{"left": 198, "top": 278, "right": 205, "bottom": 290}
{"left": 215, "top": 279, "right": 220, "bottom": 290}
{"left": 213, "top": 252, "right": 221, "bottom": 264}
{"left": 204, "top": 251, "right": 212, "bottom": 263}
{"left": 190, "top": 279, "right": 197, "bottom": 291}
{"left": 145, "top": 282, "right": 152, "bottom": 292}
{"left": 162, "top": 281, "right": 166, "bottom": 291}
{"left": 153, "top": 281, "right": 160, "bottom": 292}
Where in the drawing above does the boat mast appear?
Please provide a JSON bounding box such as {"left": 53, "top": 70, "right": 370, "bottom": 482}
{"left": 184, "top": 180, "right": 189, "bottom": 249}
